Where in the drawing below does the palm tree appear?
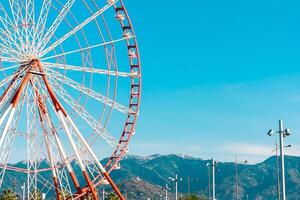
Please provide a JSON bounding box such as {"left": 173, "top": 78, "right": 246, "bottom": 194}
{"left": 0, "top": 189, "right": 17, "bottom": 200}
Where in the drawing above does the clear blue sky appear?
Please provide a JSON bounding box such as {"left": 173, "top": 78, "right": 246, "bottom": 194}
{"left": 124, "top": 0, "right": 300, "bottom": 163}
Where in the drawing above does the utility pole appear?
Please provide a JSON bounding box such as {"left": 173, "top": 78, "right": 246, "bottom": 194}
{"left": 267, "top": 120, "right": 291, "bottom": 200}
{"left": 207, "top": 164, "right": 211, "bottom": 200}
{"left": 276, "top": 141, "right": 281, "bottom": 200}
{"left": 212, "top": 158, "right": 216, "bottom": 200}
{"left": 188, "top": 176, "right": 190, "bottom": 195}
{"left": 169, "top": 174, "right": 181, "bottom": 200}
{"left": 235, "top": 156, "right": 238, "bottom": 200}
{"left": 165, "top": 184, "right": 168, "bottom": 200}
{"left": 279, "top": 120, "right": 286, "bottom": 200}
{"left": 175, "top": 174, "right": 178, "bottom": 200}
{"left": 21, "top": 182, "right": 25, "bottom": 200}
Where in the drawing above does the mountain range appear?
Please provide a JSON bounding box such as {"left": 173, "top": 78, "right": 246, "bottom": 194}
{"left": 2, "top": 154, "right": 300, "bottom": 200}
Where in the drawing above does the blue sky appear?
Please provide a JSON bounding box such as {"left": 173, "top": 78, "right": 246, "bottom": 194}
{"left": 123, "top": 0, "right": 300, "bottom": 163}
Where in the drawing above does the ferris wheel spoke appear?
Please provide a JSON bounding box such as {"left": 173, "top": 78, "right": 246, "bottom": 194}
{"left": 24, "top": 0, "right": 35, "bottom": 53}
{"left": 0, "top": 4, "right": 15, "bottom": 30}
{"left": 46, "top": 68, "right": 135, "bottom": 115}
{"left": 8, "top": 0, "right": 26, "bottom": 49}
{"left": 0, "top": 56, "right": 21, "bottom": 63}
{"left": 40, "top": 36, "right": 133, "bottom": 61}
{"left": 42, "top": 61, "right": 138, "bottom": 78}
{"left": 0, "top": 63, "right": 20, "bottom": 72}
{"left": 0, "top": 32, "right": 20, "bottom": 56}
{"left": 0, "top": 4, "right": 22, "bottom": 54}
{"left": 47, "top": 76, "right": 118, "bottom": 148}
{"left": 0, "top": 47, "right": 18, "bottom": 58}
{"left": 8, "top": 0, "right": 24, "bottom": 26}
{"left": 36, "top": 0, "right": 75, "bottom": 53}
{"left": 0, "top": 66, "right": 27, "bottom": 95}
{"left": 0, "top": 65, "right": 28, "bottom": 115}
{"left": 0, "top": 75, "right": 15, "bottom": 89}
{"left": 34, "top": 0, "right": 52, "bottom": 44}
{"left": 39, "top": 0, "right": 119, "bottom": 57}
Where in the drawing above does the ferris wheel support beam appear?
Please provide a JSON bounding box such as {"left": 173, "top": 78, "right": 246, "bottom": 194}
{"left": 66, "top": 115, "right": 125, "bottom": 200}
{"left": 42, "top": 74, "right": 97, "bottom": 198}
{"left": 0, "top": 66, "right": 28, "bottom": 107}
{"left": 57, "top": 110, "right": 99, "bottom": 200}
{"left": 0, "top": 72, "right": 31, "bottom": 150}
{"left": 32, "top": 81, "right": 61, "bottom": 200}
{"left": 42, "top": 126, "right": 61, "bottom": 200}
{"left": 34, "top": 81, "right": 82, "bottom": 194}
{"left": 36, "top": 60, "right": 97, "bottom": 198}
{"left": 37, "top": 59, "right": 123, "bottom": 199}
{"left": 0, "top": 75, "right": 19, "bottom": 103}
{"left": 52, "top": 130, "right": 82, "bottom": 193}
{"left": 0, "top": 106, "right": 15, "bottom": 153}
{"left": 33, "top": 77, "right": 83, "bottom": 196}
{"left": 0, "top": 105, "right": 12, "bottom": 127}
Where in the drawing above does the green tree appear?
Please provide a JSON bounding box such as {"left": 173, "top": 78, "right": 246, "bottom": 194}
{"left": 107, "top": 192, "right": 119, "bottom": 200}
{"left": 59, "top": 190, "right": 71, "bottom": 199}
{"left": 199, "top": 194, "right": 207, "bottom": 200}
{"left": 180, "top": 194, "right": 202, "bottom": 200}
{"left": 28, "top": 190, "right": 42, "bottom": 200}
{"left": 0, "top": 189, "right": 17, "bottom": 200}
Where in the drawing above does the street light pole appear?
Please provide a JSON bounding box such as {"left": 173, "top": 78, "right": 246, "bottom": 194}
{"left": 169, "top": 174, "right": 182, "bottom": 200}
{"left": 212, "top": 158, "right": 216, "bottom": 200}
{"left": 188, "top": 176, "right": 190, "bottom": 196}
{"left": 275, "top": 141, "right": 281, "bottom": 200}
{"left": 175, "top": 174, "right": 178, "bottom": 200}
{"left": 21, "top": 182, "right": 25, "bottom": 200}
{"left": 235, "top": 156, "right": 238, "bottom": 200}
{"left": 279, "top": 120, "right": 286, "bottom": 200}
{"left": 164, "top": 184, "right": 169, "bottom": 200}
{"left": 267, "top": 120, "right": 291, "bottom": 200}
{"left": 207, "top": 162, "right": 211, "bottom": 200}
{"left": 273, "top": 142, "right": 292, "bottom": 200}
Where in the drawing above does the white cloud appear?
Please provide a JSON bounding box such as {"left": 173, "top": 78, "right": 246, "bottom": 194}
{"left": 223, "top": 143, "right": 272, "bottom": 156}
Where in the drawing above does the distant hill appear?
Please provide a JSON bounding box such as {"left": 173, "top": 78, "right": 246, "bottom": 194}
{"left": 2, "top": 154, "right": 300, "bottom": 200}
{"left": 113, "top": 154, "right": 300, "bottom": 200}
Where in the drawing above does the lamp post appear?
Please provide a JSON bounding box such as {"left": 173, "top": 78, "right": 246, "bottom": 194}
{"left": 267, "top": 120, "right": 291, "bottom": 200}
{"left": 21, "top": 183, "right": 25, "bottom": 200}
{"left": 163, "top": 184, "right": 170, "bottom": 200}
{"left": 169, "top": 174, "right": 182, "bottom": 200}
{"left": 42, "top": 193, "right": 46, "bottom": 200}
{"left": 272, "top": 142, "right": 292, "bottom": 200}
{"left": 207, "top": 158, "right": 217, "bottom": 200}
{"left": 207, "top": 163, "right": 211, "bottom": 200}
{"left": 102, "top": 189, "right": 105, "bottom": 200}
{"left": 212, "top": 158, "right": 216, "bottom": 200}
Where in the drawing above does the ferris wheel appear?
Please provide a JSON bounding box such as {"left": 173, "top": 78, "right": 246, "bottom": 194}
{"left": 0, "top": 0, "right": 141, "bottom": 199}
